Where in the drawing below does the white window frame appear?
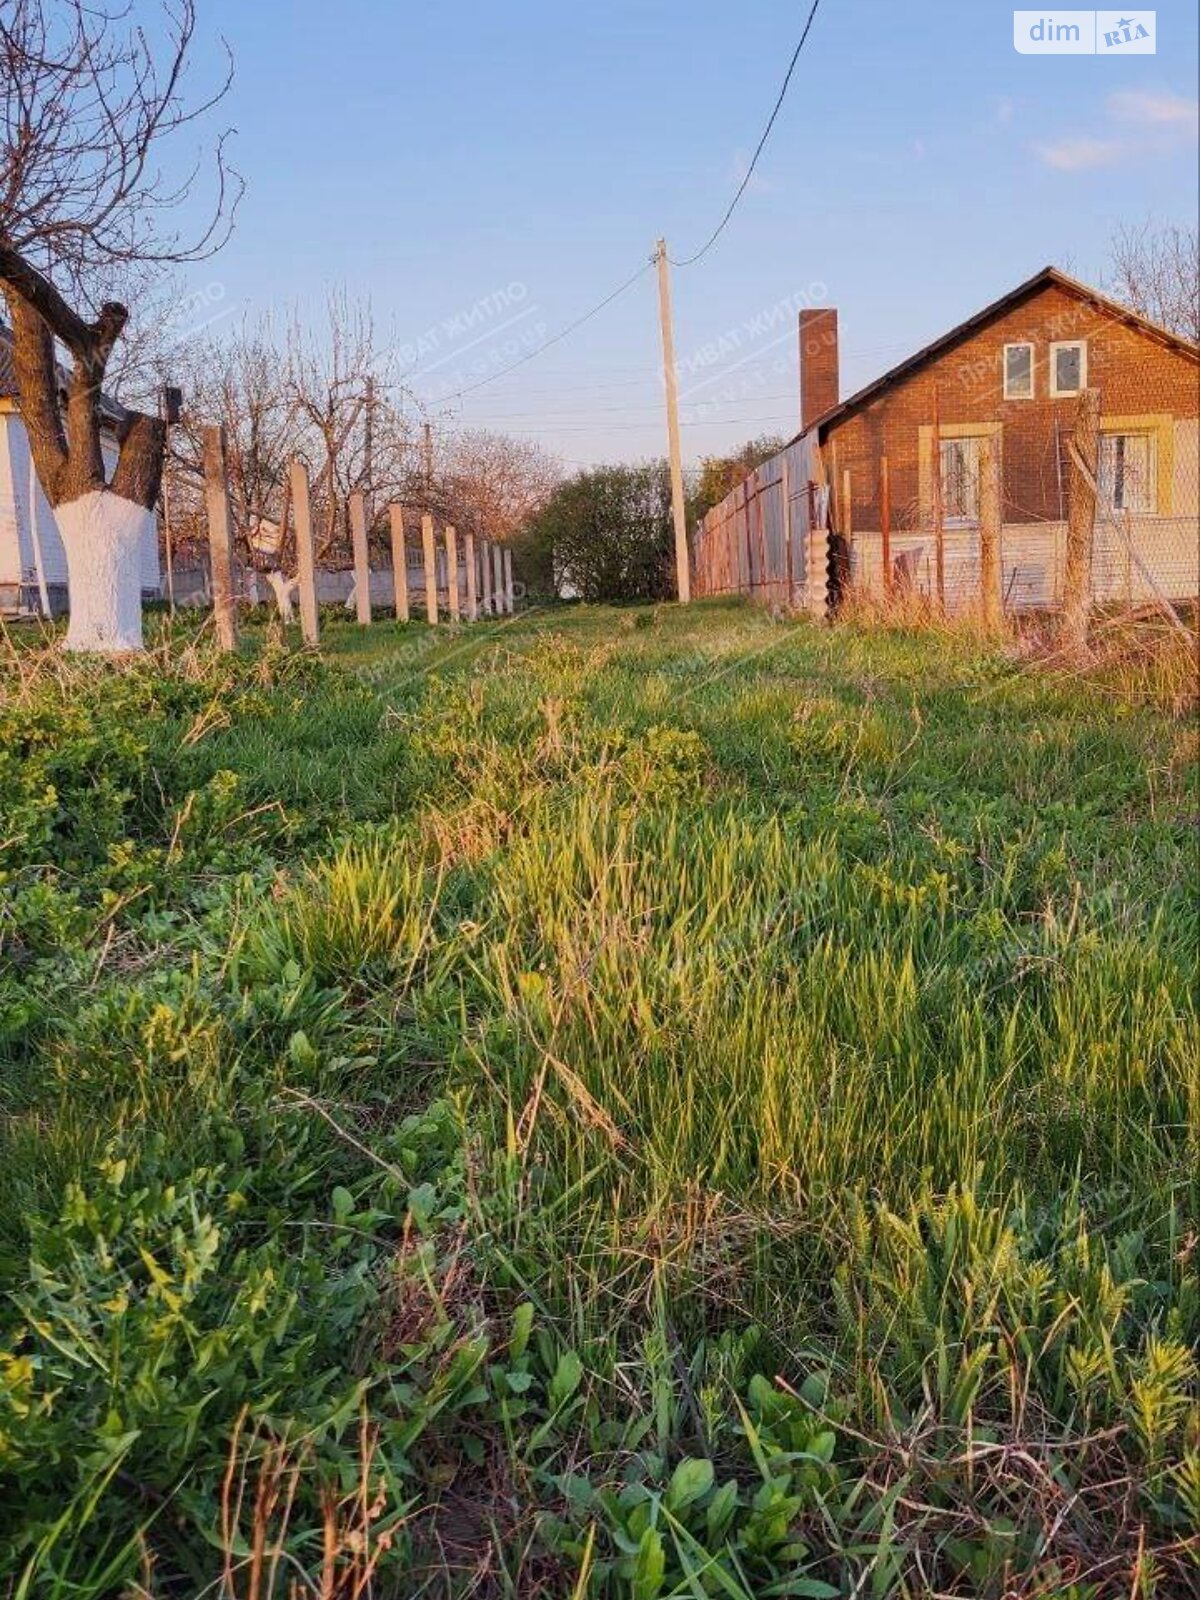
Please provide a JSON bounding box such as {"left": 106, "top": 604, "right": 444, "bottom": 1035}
{"left": 1049, "top": 340, "right": 1087, "bottom": 398}
{"left": 1002, "top": 342, "right": 1035, "bottom": 400}
{"left": 938, "top": 434, "right": 982, "bottom": 527}
{"left": 1098, "top": 430, "right": 1158, "bottom": 515}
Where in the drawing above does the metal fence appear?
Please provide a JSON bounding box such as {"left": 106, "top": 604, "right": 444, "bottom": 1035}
{"left": 694, "top": 397, "right": 1199, "bottom": 629}
{"left": 692, "top": 431, "right": 829, "bottom": 616}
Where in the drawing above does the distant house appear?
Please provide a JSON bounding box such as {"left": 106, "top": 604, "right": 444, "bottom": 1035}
{"left": 0, "top": 326, "right": 161, "bottom": 617}
{"left": 693, "top": 267, "right": 1200, "bottom": 614}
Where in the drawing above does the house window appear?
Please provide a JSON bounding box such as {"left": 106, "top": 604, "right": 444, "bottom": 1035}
{"left": 1099, "top": 431, "right": 1156, "bottom": 514}
{"left": 1003, "top": 343, "right": 1034, "bottom": 399}
{"left": 939, "top": 436, "right": 981, "bottom": 524}
{"left": 1050, "top": 340, "right": 1087, "bottom": 397}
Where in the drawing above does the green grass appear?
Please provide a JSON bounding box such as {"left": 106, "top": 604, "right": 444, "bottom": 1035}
{"left": 1, "top": 600, "right": 1197, "bottom": 1598}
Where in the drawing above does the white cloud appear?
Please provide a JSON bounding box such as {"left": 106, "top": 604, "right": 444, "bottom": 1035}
{"left": 1033, "top": 85, "right": 1196, "bottom": 174}
{"left": 995, "top": 96, "right": 1014, "bottom": 125}
{"left": 1034, "top": 136, "right": 1126, "bottom": 171}
{"left": 1108, "top": 88, "right": 1199, "bottom": 127}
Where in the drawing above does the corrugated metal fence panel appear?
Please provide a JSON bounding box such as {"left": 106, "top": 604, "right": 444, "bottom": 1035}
{"left": 694, "top": 431, "right": 822, "bottom": 610}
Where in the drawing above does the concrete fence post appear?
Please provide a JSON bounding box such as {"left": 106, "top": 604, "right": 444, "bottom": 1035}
{"left": 290, "top": 460, "right": 320, "bottom": 646}
{"left": 203, "top": 424, "right": 238, "bottom": 652}
{"left": 421, "top": 512, "right": 438, "bottom": 624}
{"left": 444, "top": 524, "right": 460, "bottom": 621}
{"left": 388, "top": 504, "right": 409, "bottom": 622}
{"left": 503, "top": 546, "right": 514, "bottom": 614}
{"left": 349, "top": 491, "right": 372, "bottom": 626}
{"left": 492, "top": 543, "right": 504, "bottom": 615}
{"left": 464, "top": 529, "right": 478, "bottom": 620}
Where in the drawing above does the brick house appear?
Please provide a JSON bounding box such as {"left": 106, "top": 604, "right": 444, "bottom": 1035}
{"left": 693, "top": 267, "right": 1200, "bottom": 613}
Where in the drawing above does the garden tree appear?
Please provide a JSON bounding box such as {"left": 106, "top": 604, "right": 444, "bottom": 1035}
{"left": 1107, "top": 220, "right": 1199, "bottom": 343}
{"left": 695, "top": 433, "right": 786, "bottom": 518}
{"left": 169, "top": 316, "right": 301, "bottom": 599}
{"left": 287, "top": 291, "right": 418, "bottom": 565}
{"left": 0, "top": 0, "right": 238, "bottom": 652}
{"left": 520, "top": 461, "right": 679, "bottom": 603}
{"left": 436, "top": 428, "right": 560, "bottom": 548}
{"left": 164, "top": 297, "right": 419, "bottom": 620}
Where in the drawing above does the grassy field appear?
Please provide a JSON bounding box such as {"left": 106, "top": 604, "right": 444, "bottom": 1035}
{"left": 1, "top": 600, "right": 1196, "bottom": 1597}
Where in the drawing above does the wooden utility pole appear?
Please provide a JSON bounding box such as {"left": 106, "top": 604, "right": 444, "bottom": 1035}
{"left": 1063, "top": 387, "right": 1101, "bottom": 652}
{"left": 464, "top": 528, "right": 478, "bottom": 620}
{"left": 879, "top": 455, "right": 892, "bottom": 600}
{"left": 444, "top": 524, "right": 460, "bottom": 620}
{"left": 203, "top": 424, "right": 237, "bottom": 652}
{"left": 349, "top": 491, "right": 372, "bottom": 625}
{"left": 978, "top": 434, "right": 1002, "bottom": 630}
{"left": 291, "top": 460, "right": 320, "bottom": 646}
{"left": 388, "top": 504, "right": 409, "bottom": 621}
{"left": 421, "top": 512, "right": 438, "bottom": 624}
{"left": 655, "top": 238, "right": 691, "bottom": 604}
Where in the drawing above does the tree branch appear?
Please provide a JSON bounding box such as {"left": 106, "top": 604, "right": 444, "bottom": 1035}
{"left": 0, "top": 238, "right": 94, "bottom": 354}
{"left": 1, "top": 281, "right": 68, "bottom": 501}
{"left": 111, "top": 409, "right": 166, "bottom": 510}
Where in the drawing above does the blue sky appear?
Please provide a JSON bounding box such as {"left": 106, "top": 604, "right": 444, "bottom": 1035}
{"left": 174, "top": 0, "right": 1199, "bottom": 466}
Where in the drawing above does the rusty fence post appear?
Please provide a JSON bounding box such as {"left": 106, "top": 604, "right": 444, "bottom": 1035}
{"left": 880, "top": 455, "right": 892, "bottom": 601}
{"left": 978, "top": 434, "right": 1003, "bottom": 630}
{"left": 1063, "top": 388, "right": 1101, "bottom": 652}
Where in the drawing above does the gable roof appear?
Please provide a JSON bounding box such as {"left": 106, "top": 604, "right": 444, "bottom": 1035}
{"left": 805, "top": 266, "right": 1199, "bottom": 442}
{"left": 0, "top": 322, "right": 129, "bottom": 427}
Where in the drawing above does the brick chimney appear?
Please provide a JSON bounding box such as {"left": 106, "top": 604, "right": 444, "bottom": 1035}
{"left": 798, "top": 307, "right": 839, "bottom": 431}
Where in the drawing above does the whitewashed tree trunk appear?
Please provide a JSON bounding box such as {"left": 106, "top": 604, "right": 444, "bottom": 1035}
{"left": 265, "top": 569, "right": 299, "bottom": 623}
{"left": 56, "top": 489, "right": 150, "bottom": 653}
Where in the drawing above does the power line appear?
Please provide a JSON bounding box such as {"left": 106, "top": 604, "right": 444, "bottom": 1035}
{"left": 483, "top": 411, "right": 800, "bottom": 435}
{"left": 670, "top": 0, "right": 825, "bottom": 268}
{"left": 438, "top": 259, "right": 654, "bottom": 403}
{"left": 405, "top": 3, "right": 825, "bottom": 420}
{"left": 463, "top": 391, "right": 802, "bottom": 421}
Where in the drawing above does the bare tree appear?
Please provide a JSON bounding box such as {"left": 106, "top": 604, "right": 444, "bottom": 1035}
{"left": 289, "top": 292, "right": 376, "bottom": 560}
{"left": 169, "top": 316, "right": 300, "bottom": 586}
{"left": 0, "top": 0, "right": 239, "bottom": 651}
{"left": 1107, "top": 221, "right": 1200, "bottom": 343}
{"left": 164, "top": 294, "right": 422, "bottom": 618}
{"left": 436, "top": 428, "right": 560, "bottom": 544}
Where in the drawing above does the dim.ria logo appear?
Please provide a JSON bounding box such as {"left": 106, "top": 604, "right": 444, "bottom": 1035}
{"left": 1012, "top": 11, "right": 1156, "bottom": 54}
{"left": 1098, "top": 11, "right": 1154, "bottom": 49}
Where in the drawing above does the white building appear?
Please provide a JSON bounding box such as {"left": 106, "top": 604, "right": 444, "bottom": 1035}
{"left": 0, "top": 329, "right": 161, "bottom": 617}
